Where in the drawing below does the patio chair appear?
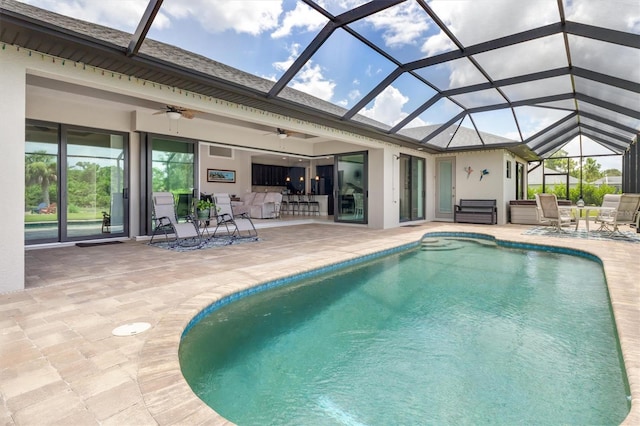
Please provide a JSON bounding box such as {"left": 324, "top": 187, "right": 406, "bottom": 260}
{"left": 535, "top": 193, "right": 573, "bottom": 232}
{"left": 150, "top": 192, "right": 202, "bottom": 247}
{"left": 593, "top": 193, "right": 640, "bottom": 235}
{"left": 593, "top": 194, "right": 621, "bottom": 231}
{"left": 212, "top": 193, "right": 258, "bottom": 239}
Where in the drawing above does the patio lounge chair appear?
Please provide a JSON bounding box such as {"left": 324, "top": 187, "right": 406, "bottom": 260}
{"left": 593, "top": 193, "right": 640, "bottom": 235}
{"left": 150, "top": 192, "right": 202, "bottom": 247}
{"left": 535, "top": 193, "right": 574, "bottom": 232}
{"left": 212, "top": 193, "right": 258, "bottom": 239}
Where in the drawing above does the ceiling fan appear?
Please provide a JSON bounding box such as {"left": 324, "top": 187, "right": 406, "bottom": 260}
{"left": 153, "top": 105, "right": 199, "bottom": 120}
{"left": 264, "top": 128, "right": 301, "bottom": 139}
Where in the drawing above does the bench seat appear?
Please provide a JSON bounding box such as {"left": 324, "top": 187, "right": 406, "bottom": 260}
{"left": 454, "top": 199, "right": 497, "bottom": 224}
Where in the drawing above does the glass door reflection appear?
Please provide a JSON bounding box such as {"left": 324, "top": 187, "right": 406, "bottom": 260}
{"left": 150, "top": 137, "right": 196, "bottom": 224}
{"left": 25, "top": 124, "right": 59, "bottom": 243}
{"left": 66, "top": 130, "right": 127, "bottom": 240}
{"left": 335, "top": 152, "right": 367, "bottom": 223}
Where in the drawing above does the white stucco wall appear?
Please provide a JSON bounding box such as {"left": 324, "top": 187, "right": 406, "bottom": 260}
{"left": 424, "top": 155, "right": 437, "bottom": 222}
{"left": 367, "top": 148, "right": 384, "bottom": 229}
{"left": 198, "top": 145, "right": 253, "bottom": 198}
{"left": 0, "top": 56, "right": 26, "bottom": 292}
{"left": 452, "top": 150, "right": 509, "bottom": 224}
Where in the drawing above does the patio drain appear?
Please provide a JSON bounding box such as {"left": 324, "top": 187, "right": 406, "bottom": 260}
{"left": 112, "top": 322, "right": 151, "bottom": 336}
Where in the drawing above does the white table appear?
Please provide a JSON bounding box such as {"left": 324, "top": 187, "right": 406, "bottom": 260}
{"left": 572, "top": 206, "right": 616, "bottom": 232}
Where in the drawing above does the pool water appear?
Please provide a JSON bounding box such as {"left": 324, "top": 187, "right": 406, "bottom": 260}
{"left": 179, "top": 237, "right": 630, "bottom": 425}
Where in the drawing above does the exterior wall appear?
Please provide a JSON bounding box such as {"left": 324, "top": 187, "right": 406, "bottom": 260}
{"left": 383, "top": 147, "right": 431, "bottom": 229}
{"left": 424, "top": 155, "right": 437, "bottom": 222}
{"left": 198, "top": 145, "right": 253, "bottom": 198}
{"left": 451, "top": 150, "right": 510, "bottom": 225}
{"left": 503, "top": 152, "right": 518, "bottom": 221}
{"left": 2, "top": 44, "right": 505, "bottom": 289}
{"left": 0, "top": 53, "right": 27, "bottom": 293}
{"left": 367, "top": 148, "right": 385, "bottom": 229}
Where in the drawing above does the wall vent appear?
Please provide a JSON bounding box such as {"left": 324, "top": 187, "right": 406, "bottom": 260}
{"left": 209, "top": 145, "right": 233, "bottom": 159}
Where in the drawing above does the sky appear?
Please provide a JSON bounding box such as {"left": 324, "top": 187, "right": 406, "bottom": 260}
{"left": 18, "top": 0, "right": 638, "bottom": 171}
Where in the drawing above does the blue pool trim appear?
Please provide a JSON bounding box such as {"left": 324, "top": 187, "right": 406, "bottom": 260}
{"left": 181, "top": 232, "right": 602, "bottom": 338}
{"left": 423, "top": 231, "right": 602, "bottom": 264}
{"left": 181, "top": 240, "right": 420, "bottom": 337}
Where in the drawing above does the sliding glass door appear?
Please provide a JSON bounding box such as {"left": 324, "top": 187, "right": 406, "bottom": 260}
{"left": 142, "top": 135, "right": 197, "bottom": 234}
{"left": 66, "top": 129, "right": 127, "bottom": 239}
{"left": 25, "top": 123, "right": 59, "bottom": 243}
{"left": 335, "top": 152, "right": 367, "bottom": 223}
{"left": 25, "top": 121, "right": 129, "bottom": 244}
{"left": 399, "top": 154, "right": 425, "bottom": 222}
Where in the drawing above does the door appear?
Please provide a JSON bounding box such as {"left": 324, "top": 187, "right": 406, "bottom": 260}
{"left": 144, "top": 135, "right": 197, "bottom": 233}
{"left": 435, "top": 157, "right": 455, "bottom": 221}
{"left": 335, "top": 152, "right": 367, "bottom": 223}
{"left": 25, "top": 121, "right": 129, "bottom": 244}
{"left": 25, "top": 123, "right": 59, "bottom": 243}
{"left": 399, "top": 155, "right": 425, "bottom": 222}
{"left": 65, "top": 128, "right": 128, "bottom": 240}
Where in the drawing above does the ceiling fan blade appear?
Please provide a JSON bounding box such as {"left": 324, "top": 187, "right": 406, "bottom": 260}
{"left": 152, "top": 110, "right": 166, "bottom": 115}
{"left": 181, "top": 110, "right": 196, "bottom": 119}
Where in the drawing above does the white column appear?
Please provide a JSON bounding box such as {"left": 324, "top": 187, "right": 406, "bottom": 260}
{"left": 0, "top": 54, "right": 26, "bottom": 292}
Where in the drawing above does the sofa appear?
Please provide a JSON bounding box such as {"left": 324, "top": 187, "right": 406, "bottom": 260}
{"left": 233, "top": 192, "right": 282, "bottom": 219}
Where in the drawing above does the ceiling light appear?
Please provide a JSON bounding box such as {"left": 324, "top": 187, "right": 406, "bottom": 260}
{"left": 278, "top": 133, "right": 287, "bottom": 139}
{"left": 166, "top": 111, "right": 181, "bottom": 120}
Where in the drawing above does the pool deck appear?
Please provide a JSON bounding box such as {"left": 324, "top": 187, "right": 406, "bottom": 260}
{"left": 1, "top": 221, "right": 639, "bottom": 425}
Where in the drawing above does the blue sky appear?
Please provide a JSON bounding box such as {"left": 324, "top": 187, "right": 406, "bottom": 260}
{"left": 18, "top": 0, "right": 636, "bottom": 170}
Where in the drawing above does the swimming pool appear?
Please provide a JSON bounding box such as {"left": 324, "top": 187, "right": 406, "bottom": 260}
{"left": 179, "top": 234, "right": 630, "bottom": 425}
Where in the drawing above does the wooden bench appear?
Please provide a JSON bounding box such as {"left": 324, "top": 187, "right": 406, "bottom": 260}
{"left": 454, "top": 199, "right": 497, "bottom": 224}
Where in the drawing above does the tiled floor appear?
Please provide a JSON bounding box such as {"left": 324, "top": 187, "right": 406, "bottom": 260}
{"left": 1, "top": 221, "right": 639, "bottom": 425}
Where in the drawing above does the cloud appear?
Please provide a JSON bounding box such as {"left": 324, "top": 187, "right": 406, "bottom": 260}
{"left": 273, "top": 43, "right": 301, "bottom": 73}
{"left": 162, "top": 0, "right": 281, "bottom": 36}
{"left": 360, "top": 85, "right": 410, "bottom": 126}
{"left": 289, "top": 62, "right": 336, "bottom": 101}
{"left": 363, "top": 1, "right": 431, "bottom": 48}
{"left": 421, "top": 31, "right": 456, "bottom": 57}
{"left": 18, "top": 0, "right": 167, "bottom": 32}
{"left": 565, "top": 0, "right": 640, "bottom": 33}
{"left": 271, "top": 1, "right": 326, "bottom": 39}
{"left": 348, "top": 90, "right": 361, "bottom": 100}
{"left": 274, "top": 44, "right": 336, "bottom": 101}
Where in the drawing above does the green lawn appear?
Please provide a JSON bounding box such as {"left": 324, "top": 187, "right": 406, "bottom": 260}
{"left": 25, "top": 210, "right": 104, "bottom": 222}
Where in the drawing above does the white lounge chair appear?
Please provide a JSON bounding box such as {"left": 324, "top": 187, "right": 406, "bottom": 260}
{"left": 150, "top": 192, "right": 202, "bottom": 247}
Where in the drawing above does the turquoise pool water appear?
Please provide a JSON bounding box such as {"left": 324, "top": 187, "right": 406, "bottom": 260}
{"left": 179, "top": 236, "right": 630, "bottom": 425}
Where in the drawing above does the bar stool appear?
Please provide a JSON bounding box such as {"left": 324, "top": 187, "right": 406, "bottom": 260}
{"left": 308, "top": 194, "right": 320, "bottom": 215}
{"left": 298, "top": 194, "right": 309, "bottom": 215}
{"left": 288, "top": 194, "right": 299, "bottom": 215}
{"left": 280, "top": 194, "right": 289, "bottom": 216}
